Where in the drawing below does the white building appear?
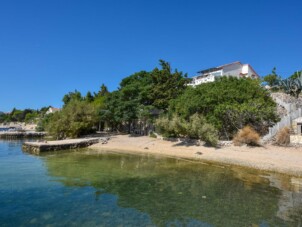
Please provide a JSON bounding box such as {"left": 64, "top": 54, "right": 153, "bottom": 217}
{"left": 45, "top": 107, "right": 61, "bottom": 115}
{"left": 188, "top": 61, "right": 260, "bottom": 86}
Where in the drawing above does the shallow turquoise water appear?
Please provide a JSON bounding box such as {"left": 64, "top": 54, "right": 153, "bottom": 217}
{"left": 0, "top": 140, "right": 302, "bottom": 226}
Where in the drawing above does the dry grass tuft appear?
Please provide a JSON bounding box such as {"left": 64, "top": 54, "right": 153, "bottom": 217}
{"left": 233, "top": 126, "right": 260, "bottom": 146}
{"left": 275, "top": 127, "right": 290, "bottom": 146}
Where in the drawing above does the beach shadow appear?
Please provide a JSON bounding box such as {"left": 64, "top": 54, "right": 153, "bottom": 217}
{"left": 128, "top": 134, "right": 147, "bottom": 137}
{"left": 172, "top": 140, "right": 199, "bottom": 147}
{"left": 171, "top": 138, "right": 224, "bottom": 150}
{"left": 163, "top": 137, "right": 179, "bottom": 142}
{"left": 82, "top": 131, "right": 113, "bottom": 138}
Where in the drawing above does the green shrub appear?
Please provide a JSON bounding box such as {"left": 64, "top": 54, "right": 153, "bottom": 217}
{"left": 170, "top": 77, "right": 279, "bottom": 139}
{"left": 46, "top": 100, "right": 98, "bottom": 139}
{"left": 155, "top": 113, "right": 218, "bottom": 146}
{"left": 187, "top": 114, "right": 218, "bottom": 146}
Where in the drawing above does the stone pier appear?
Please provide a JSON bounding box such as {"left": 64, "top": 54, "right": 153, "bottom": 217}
{"left": 0, "top": 131, "right": 46, "bottom": 139}
{"left": 22, "top": 138, "right": 100, "bottom": 154}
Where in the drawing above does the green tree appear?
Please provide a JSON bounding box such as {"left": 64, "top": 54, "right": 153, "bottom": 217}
{"left": 92, "top": 92, "right": 109, "bottom": 131}
{"left": 10, "top": 108, "right": 24, "bottom": 122}
{"left": 98, "top": 83, "right": 109, "bottom": 97}
{"left": 102, "top": 60, "right": 189, "bottom": 133}
{"left": 103, "top": 91, "right": 123, "bottom": 130}
{"left": 0, "top": 112, "right": 8, "bottom": 123}
{"left": 104, "top": 71, "right": 153, "bottom": 132}
{"left": 46, "top": 99, "right": 98, "bottom": 139}
{"left": 85, "top": 91, "right": 94, "bottom": 103}
{"left": 170, "top": 77, "right": 279, "bottom": 139}
{"left": 149, "top": 60, "right": 189, "bottom": 110}
{"left": 62, "top": 90, "right": 82, "bottom": 106}
{"left": 263, "top": 67, "right": 279, "bottom": 87}
{"left": 25, "top": 112, "right": 38, "bottom": 123}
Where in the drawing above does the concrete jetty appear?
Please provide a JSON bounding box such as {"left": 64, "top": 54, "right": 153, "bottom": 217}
{"left": 22, "top": 138, "right": 101, "bottom": 154}
{"left": 0, "top": 131, "right": 46, "bottom": 139}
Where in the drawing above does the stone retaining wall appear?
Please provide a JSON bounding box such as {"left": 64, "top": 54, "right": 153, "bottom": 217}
{"left": 290, "top": 135, "right": 302, "bottom": 144}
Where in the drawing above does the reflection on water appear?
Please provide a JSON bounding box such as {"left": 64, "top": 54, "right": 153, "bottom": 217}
{"left": 0, "top": 140, "right": 302, "bottom": 226}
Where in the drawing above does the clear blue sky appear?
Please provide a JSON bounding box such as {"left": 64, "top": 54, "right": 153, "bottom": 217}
{"left": 0, "top": 0, "right": 301, "bottom": 112}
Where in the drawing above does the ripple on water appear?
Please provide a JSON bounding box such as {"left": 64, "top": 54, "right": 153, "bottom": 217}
{"left": 0, "top": 140, "right": 301, "bottom": 226}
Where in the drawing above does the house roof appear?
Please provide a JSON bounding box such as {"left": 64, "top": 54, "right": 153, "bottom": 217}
{"left": 50, "top": 107, "right": 61, "bottom": 111}
{"left": 197, "top": 61, "right": 241, "bottom": 74}
{"left": 217, "top": 61, "right": 241, "bottom": 68}
{"left": 47, "top": 107, "right": 61, "bottom": 112}
{"left": 196, "top": 61, "right": 260, "bottom": 78}
{"left": 197, "top": 67, "right": 221, "bottom": 74}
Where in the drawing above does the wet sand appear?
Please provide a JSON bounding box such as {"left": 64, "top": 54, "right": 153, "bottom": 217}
{"left": 90, "top": 135, "right": 302, "bottom": 177}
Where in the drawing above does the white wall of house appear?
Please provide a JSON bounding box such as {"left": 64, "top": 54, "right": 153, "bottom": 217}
{"left": 189, "top": 70, "right": 222, "bottom": 85}
{"left": 45, "top": 107, "right": 60, "bottom": 115}
{"left": 222, "top": 63, "right": 242, "bottom": 78}
{"left": 201, "top": 74, "right": 215, "bottom": 83}
{"left": 189, "top": 62, "right": 259, "bottom": 86}
{"left": 242, "top": 64, "right": 249, "bottom": 75}
{"left": 242, "top": 64, "right": 257, "bottom": 78}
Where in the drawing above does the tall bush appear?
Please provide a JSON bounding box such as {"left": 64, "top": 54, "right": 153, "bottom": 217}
{"left": 155, "top": 113, "right": 218, "bottom": 146}
{"left": 170, "top": 77, "right": 279, "bottom": 139}
{"left": 46, "top": 100, "right": 98, "bottom": 139}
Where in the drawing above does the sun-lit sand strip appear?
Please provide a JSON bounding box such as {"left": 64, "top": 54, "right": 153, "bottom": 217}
{"left": 90, "top": 135, "right": 302, "bottom": 177}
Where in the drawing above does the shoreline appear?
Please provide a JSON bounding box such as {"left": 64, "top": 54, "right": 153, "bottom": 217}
{"left": 90, "top": 135, "right": 302, "bottom": 177}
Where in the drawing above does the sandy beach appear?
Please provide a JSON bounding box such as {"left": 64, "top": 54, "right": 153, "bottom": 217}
{"left": 90, "top": 134, "right": 302, "bottom": 177}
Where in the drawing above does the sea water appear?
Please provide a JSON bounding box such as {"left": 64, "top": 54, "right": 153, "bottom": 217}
{"left": 0, "top": 139, "right": 301, "bottom": 226}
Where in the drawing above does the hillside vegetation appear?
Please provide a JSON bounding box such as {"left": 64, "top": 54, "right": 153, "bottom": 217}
{"left": 5, "top": 61, "right": 296, "bottom": 147}
{"left": 42, "top": 61, "right": 280, "bottom": 146}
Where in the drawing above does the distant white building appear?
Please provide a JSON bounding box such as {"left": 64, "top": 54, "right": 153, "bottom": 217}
{"left": 188, "top": 61, "right": 260, "bottom": 86}
{"left": 45, "top": 107, "right": 61, "bottom": 115}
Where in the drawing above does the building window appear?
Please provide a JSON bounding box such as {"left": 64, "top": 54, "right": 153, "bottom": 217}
{"left": 211, "top": 71, "right": 222, "bottom": 77}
